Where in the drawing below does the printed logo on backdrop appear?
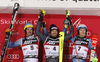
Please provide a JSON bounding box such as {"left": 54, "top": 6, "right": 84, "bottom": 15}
{"left": 0, "top": 19, "right": 34, "bottom": 24}
{"left": 73, "top": 18, "right": 91, "bottom": 36}
{"left": 7, "top": 54, "right": 19, "bottom": 59}
{"left": 64, "top": 43, "right": 73, "bottom": 48}
{"left": 11, "top": 30, "right": 19, "bottom": 35}
{"left": 34, "top": 20, "right": 38, "bottom": 25}
{"left": 34, "top": 20, "right": 46, "bottom": 25}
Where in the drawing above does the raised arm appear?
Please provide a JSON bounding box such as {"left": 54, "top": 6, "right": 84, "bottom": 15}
{"left": 63, "top": 18, "right": 74, "bottom": 41}
{"left": 36, "top": 9, "right": 47, "bottom": 42}
{"left": 36, "top": 20, "right": 47, "bottom": 42}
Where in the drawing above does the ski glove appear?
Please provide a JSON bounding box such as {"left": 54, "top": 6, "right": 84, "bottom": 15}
{"left": 92, "top": 57, "right": 98, "bottom": 62}
{"left": 38, "top": 15, "right": 44, "bottom": 21}
{"left": 5, "top": 28, "right": 10, "bottom": 35}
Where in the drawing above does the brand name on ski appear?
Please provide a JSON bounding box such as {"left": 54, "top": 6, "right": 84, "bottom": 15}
{"left": 24, "top": 40, "right": 37, "bottom": 44}
{"left": 47, "top": 40, "right": 59, "bottom": 44}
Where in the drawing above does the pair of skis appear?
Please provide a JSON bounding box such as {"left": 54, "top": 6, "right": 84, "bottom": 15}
{"left": 59, "top": 10, "right": 75, "bottom": 62}
{"left": 0, "top": 3, "right": 19, "bottom": 62}
{"left": 59, "top": 10, "right": 98, "bottom": 62}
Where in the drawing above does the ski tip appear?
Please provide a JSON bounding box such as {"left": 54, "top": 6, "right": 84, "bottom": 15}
{"left": 93, "top": 33, "right": 98, "bottom": 36}
{"left": 59, "top": 32, "right": 65, "bottom": 37}
{"left": 66, "top": 10, "right": 70, "bottom": 18}
{"left": 14, "top": 2, "right": 20, "bottom": 10}
{"left": 39, "top": 9, "right": 46, "bottom": 16}
{"left": 92, "top": 33, "right": 98, "bottom": 40}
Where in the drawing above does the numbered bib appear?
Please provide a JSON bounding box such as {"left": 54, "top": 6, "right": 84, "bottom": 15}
{"left": 22, "top": 44, "right": 38, "bottom": 56}
{"left": 44, "top": 45, "right": 59, "bottom": 57}
{"left": 72, "top": 45, "right": 88, "bottom": 59}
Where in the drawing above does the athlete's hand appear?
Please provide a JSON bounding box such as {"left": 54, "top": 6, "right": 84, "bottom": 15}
{"left": 63, "top": 19, "right": 69, "bottom": 25}
{"left": 92, "top": 57, "right": 98, "bottom": 62}
{"left": 5, "top": 28, "right": 10, "bottom": 35}
{"left": 38, "top": 15, "right": 44, "bottom": 21}
{"left": 67, "top": 16, "right": 72, "bottom": 21}
{"left": 5, "top": 28, "right": 10, "bottom": 38}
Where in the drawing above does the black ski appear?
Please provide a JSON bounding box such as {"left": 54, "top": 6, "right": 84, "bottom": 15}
{"left": 0, "top": 3, "right": 19, "bottom": 62}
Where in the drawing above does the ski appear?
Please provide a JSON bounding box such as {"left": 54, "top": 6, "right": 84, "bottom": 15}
{"left": 65, "top": 10, "right": 79, "bottom": 62}
{"left": 90, "top": 34, "right": 98, "bottom": 62}
{"left": 0, "top": 3, "right": 19, "bottom": 62}
{"left": 59, "top": 32, "right": 65, "bottom": 62}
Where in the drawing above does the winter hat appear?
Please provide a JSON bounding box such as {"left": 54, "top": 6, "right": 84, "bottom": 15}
{"left": 49, "top": 24, "right": 58, "bottom": 33}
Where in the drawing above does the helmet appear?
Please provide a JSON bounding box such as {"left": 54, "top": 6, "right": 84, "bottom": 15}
{"left": 24, "top": 23, "right": 34, "bottom": 30}
{"left": 24, "top": 23, "right": 34, "bottom": 34}
{"left": 77, "top": 24, "right": 87, "bottom": 35}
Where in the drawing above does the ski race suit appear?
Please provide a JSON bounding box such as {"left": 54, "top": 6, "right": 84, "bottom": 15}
{"left": 63, "top": 27, "right": 97, "bottom": 62}
{"left": 36, "top": 20, "right": 74, "bottom": 62}
{"left": 8, "top": 27, "right": 48, "bottom": 62}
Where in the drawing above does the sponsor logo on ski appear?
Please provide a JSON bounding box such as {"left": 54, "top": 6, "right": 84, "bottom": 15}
{"left": 7, "top": 54, "right": 19, "bottom": 59}
{"left": 92, "top": 40, "right": 97, "bottom": 44}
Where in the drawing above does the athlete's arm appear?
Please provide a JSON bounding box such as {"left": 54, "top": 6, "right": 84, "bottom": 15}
{"left": 8, "top": 39, "right": 22, "bottom": 48}
{"left": 89, "top": 39, "right": 97, "bottom": 57}
{"left": 42, "top": 21, "right": 48, "bottom": 36}
{"left": 36, "top": 20, "right": 47, "bottom": 43}
{"left": 63, "top": 25, "right": 68, "bottom": 36}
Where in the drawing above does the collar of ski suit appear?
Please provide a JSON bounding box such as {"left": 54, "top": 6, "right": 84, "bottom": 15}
{"left": 25, "top": 35, "right": 34, "bottom": 40}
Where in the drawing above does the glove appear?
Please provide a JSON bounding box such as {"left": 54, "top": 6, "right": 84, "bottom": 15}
{"left": 63, "top": 19, "right": 69, "bottom": 25}
{"left": 5, "top": 28, "right": 10, "bottom": 35}
{"left": 64, "top": 25, "right": 68, "bottom": 28}
{"left": 38, "top": 15, "right": 43, "bottom": 21}
{"left": 38, "top": 15, "right": 44, "bottom": 21}
{"left": 67, "top": 16, "right": 72, "bottom": 21}
{"left": 92, "top": 57, "right": 98, "bottom": 62}
{"left": 38, "top": 9, "right": 45, "bottom": 21}
{"left": 5, "top": 28, "right": 10, "bottom": 39}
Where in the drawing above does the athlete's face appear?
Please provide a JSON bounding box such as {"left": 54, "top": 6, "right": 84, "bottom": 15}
{"left": 26, "top": 27, "right": 33, "bottom": 36}
{"left": 50, "top": 30, "right": 58, "bottom": 37}
{"left": 79, "top": 29, "right": 86, "bottom": 37}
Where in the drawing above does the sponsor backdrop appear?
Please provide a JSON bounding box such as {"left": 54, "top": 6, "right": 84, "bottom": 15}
{"left": 0, "top": 14, "right": 100, "bottom": 62}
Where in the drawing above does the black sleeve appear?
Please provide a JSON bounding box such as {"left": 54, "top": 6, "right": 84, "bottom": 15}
{"left": 36, "top": 21, "right": 46, "bottom": 43}
{"left": 64, "top": 34, "right": 72, "bottom": 41}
